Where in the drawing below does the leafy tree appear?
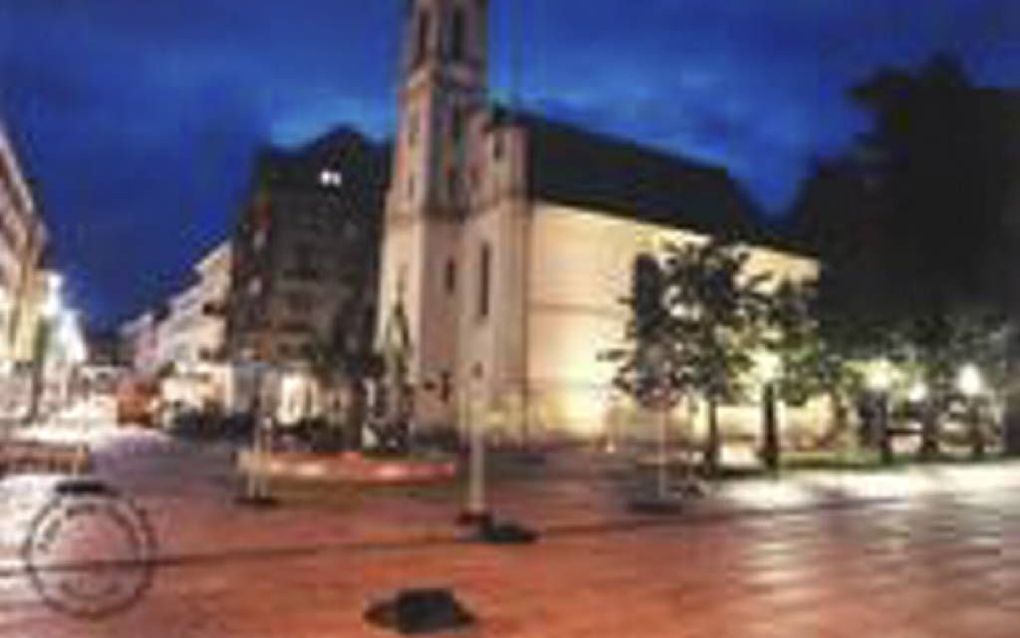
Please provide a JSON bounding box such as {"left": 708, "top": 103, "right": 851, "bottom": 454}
{"left": 892, "top": 310, "right": 1011, "bottom": 460}
{"left": 24, "top": 318, "right": 52, "bottom": 426}
{"left": 788, "top": 53, "right": 1020, "bottom": 454}
{"left": 304, "top": 293, "right": 383, "bottom": 450}
{"left": 609, "top": 241, "right": 768, "bottom": 476}
{"left": 761, "top": 281, "right": 874, "bottom": 466}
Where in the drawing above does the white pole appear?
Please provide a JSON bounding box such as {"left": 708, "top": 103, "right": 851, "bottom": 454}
{"left": 467, "top": 384, "right": 486, "bottom": 517}
{"left": 658, "top": 403, "right": 668, "bottom": 500}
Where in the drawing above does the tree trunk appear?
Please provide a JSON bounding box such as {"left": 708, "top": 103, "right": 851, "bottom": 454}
{"left": 23, "top": 320, "right": 50, "bottom": 427}
{"left": 24, "top": 364, "right": 43, "bottom": 427}
{"left": 760, "top": 384, "right": 779, "bottom": 472}
{"left": 918, "top": 398, "right": 941, "bottom": 461}
{"left": 877, "top": 394, "right": 893, "bottom": 465}
{"left": 345, "top": 379, "right": 366, "bottom": 451}
{"left": 704, "top": 397, "right": 720, "bottom": 476}
{"left": 968, "top": 402, "right": 986, "bottom": 460}
{"left": 1002, "top": 333, "right": 1020, "bottom": 456}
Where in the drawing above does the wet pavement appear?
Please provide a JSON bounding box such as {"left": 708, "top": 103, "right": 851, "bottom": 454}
{"left": 1, "top": 428, "right": 1020, "bottom": 636}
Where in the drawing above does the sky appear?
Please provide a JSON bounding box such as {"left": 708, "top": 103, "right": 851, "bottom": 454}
{"left": 0, "top": 0, "right": 1018, "bottom": 327}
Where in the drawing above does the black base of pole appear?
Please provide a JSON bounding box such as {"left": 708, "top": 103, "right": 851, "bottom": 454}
{"left": 455, "top": 510, "right": 492, "bottom": 527}
{"left": 627, "top": 497, "right": 686, "bottom": 515}
{"left": 235, "top": 494, "right": 279, "bottom": 508}
{"left": 462, "top": 516, "right": 539, "bottom": 545}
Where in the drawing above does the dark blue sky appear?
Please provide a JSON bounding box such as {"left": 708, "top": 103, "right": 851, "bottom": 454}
{"left": 1, "top": 0, "right": 1017, "bottom": 327}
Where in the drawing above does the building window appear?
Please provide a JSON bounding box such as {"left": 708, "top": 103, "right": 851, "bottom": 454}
{"left": 444, "top": 258, "right": 457, "bottom": 294}
{"left": 450, "top": 107, "right": 464, "bottom": 145}
{"left": 319, "top": 169, "right": 342, "bottom": 188}
{"left": 414, "top": 9, "right": 431, "bottom": 67}
{"left": 450, "top": 6, "right": 467, "bottom": 62}
{"left": 492, "top": 132, "right": 505, "bottom": 160}
{"left": 408, "top": 110, "right": 420, "bottom": 147}
{"left": 440, "top": 370, "right": 453, "bottom": 403}
{"left": 478, "top": 242, "right": 491, "bottom": 320}
{"left": 447, "top": 168, "right": 459, "bottom": 202}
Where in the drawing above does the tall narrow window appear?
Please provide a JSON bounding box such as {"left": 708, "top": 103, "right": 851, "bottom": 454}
{"left": 414, "top": 10, "right": 431, "bottom": 68}
{"left": 444, "top": 258, "right": 457, "bottom": 294}
{"left": 450, "top": 7, "right": 466, "bottom": 62}
{"left": 447, "top": 167, "right": 459, "bottom": 202}
{"left": 478, "top": 242, "right": 491, "bottom": 320}
{"left": 407, "top": 110, "right": 420, "bottom": 147}
{"left": 450, "top": 107, "right": 464, "bottom": 145}
{"left": 440, "top": 371, "right": 453, "bottom": 403}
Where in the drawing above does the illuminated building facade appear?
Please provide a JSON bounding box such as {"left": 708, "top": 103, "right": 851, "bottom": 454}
{"left": 0, "top": 122, "right": 48, "bottom": 370}
{"left": 227, "top": 128, "right": 389, "bottom": 368}
{"left": 378, "top": 0, "right": 819, "bottom": 439}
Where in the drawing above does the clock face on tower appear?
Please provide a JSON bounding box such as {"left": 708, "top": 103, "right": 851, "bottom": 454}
{"left": 319, "top": 169, "right": 343, "bottom": 188}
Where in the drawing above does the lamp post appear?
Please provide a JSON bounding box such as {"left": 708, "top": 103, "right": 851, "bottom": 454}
{"left": 238, "top": 351, "right": 277, "bottom": 507}
{"left": 957, "top": 364, "right": 985, "bottom": 460}
{"left": 910, "top": 380, "right": 939, "bottom": 460}
{"left": 757, "top": 352, "right": 782, "bottom": 473}
{"left": 459, "top": 365, "right": 489, "bottom": 526}
{"left": 25, "top": 279, "right": 61, "bottom": 427}
{"left": 867, "top": 360, "right": 894, "bottom": 465}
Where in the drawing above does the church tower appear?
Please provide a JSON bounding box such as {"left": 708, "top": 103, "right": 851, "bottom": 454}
{"left": 378, "top": 0, "right": 489, "bottom": 426}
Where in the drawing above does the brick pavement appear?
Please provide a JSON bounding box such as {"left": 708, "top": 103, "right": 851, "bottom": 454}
{"left": 1, "top": 430, "right": 1019, "bottom": 637}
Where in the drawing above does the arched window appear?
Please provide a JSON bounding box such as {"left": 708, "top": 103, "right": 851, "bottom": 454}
{"left": 478, "top": 242, "right": 492, "bottom": 320}
{"left": 449, "top": 106, "right": 464, "bottom": 144}
{"left": 450, "top": 6, "right": 466, "bottom": 62}
{"left": 414, "top": 9, "right": 431, "bottom": 67}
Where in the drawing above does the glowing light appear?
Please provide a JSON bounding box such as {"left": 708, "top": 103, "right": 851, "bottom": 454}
{"left": 867, "top": 359, "right": 894, "bottom": 393}
{"left": 319, "top": 169, "right": 343, "bottom": 187}
{"left": 755, "top": 351, "right": 782, "bottom": 384}
{"left": 957, "top": 364, "right": 984, "bottom": 398}
{"left": 907, "top": 382, "right": 928, "bottom": 403}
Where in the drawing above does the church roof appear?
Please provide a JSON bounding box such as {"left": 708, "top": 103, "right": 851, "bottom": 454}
{"left": 495, "top": 108, "right": 801, "bottom": 251}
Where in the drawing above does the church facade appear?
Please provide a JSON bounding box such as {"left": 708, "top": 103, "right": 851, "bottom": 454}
{"left": 378, "top": 0, "right": 819, "bottom": 441}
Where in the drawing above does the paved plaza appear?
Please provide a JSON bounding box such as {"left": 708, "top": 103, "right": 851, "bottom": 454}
{"left": 1, "top": 428, "right": 1020, "bottom": 637}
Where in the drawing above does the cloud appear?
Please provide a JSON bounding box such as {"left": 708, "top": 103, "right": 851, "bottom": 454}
{"left": 1, "top": 0, "right": 1017, "bottom": 324}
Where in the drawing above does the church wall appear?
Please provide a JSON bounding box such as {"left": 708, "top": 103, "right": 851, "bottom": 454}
{"left": 523, "top": 202, "right": 823, "bottom": 447}
{"left": 455, "top": 126, "right": 531, "bottom": 436}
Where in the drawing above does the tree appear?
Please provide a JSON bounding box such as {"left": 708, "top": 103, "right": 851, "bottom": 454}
{"left": 789, "top": 53, "right": 1020, "bottom": 455}
{"left": 24, "top": 318, "right": 52, "bottom": 426}
{"left": 609, "top": 241, "right": 768, "bottom": 476}
{"left": 761, "top": 281, "right": 870, "bottom": 467}
{"left": 604, "top": 253, "right": 680, "bottom": 498}
{"left": 892, "top": 310, "right": 1011, "bottom": 460}
{"left": 304, "top": 293, "right": 383, "bottom": 450}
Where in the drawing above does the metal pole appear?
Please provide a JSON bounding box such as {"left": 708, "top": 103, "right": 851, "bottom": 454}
{"left": 878, "top": 392, "right": 893, "bottom": 465}
{"left": 467, "top": 388, "right": 486, "bottom": 517}
{"left": 762, "top": 382, "right": 779, "bottom": 472}
{"left": 658, "top": 403, "right": 668, "bottom": 500}
{"left": 245, "top": 367, "right": 262, "bottom": 501}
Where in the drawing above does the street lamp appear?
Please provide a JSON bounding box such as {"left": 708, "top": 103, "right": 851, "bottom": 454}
{"left": 867, "top": 359, "right": 895, "bottom": 465}
{"left": 459, "top": 365, "right": 489, "bottom": 526}
{"left": 24, "top": 277, "right": 62, "bottom": 426}
{"left": 237, "top": 348, "right": 277, "bottom": 507}
{"left": 756, "top": 352, "right": 782, "bottom": 472}
{"left": 957, "top": 364, "right": 985, "bottom": 459}
{"left": 907, "top": 381, "right": 928, "bottom": 404}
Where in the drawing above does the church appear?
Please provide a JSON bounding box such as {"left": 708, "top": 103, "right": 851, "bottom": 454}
{"left": 377, "top": 0, "right": 819, "bottom": 441}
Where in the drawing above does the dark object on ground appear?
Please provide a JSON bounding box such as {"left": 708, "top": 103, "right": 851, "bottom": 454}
{"left": 54, "top": 477, "right": 116, "bottom": 498}
{"left": 364, "top": 588, "right": 475, "bottom": 635}
{"left": 470, "top": 518, "right": 539, "bottom": 545}
{"left": 234, "top": 493, "right": 280, "bottom": 509}
{"left": 455, "top": 510, "right": 493, "bottom": 528}
{"left": 411, "top": 425, "right": 463, "bottom": 453}
{"left": 628, "top": 498, "right": 686, "bottom": 515}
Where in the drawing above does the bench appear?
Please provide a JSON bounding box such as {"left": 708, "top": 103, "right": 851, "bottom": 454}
{"left": 0, "top": 440, "right": 91, "bottom": 475}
